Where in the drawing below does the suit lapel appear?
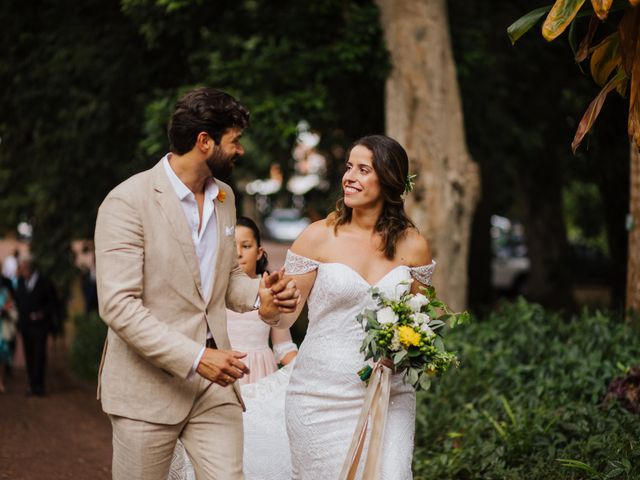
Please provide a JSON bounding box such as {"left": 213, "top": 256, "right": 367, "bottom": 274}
{"left": 152, "top": 161, "right": 205, "bottom": 302}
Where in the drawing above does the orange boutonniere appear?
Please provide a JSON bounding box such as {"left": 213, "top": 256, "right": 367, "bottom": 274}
{"left": 216, "top": 189, "right": 227, "bottom": 203}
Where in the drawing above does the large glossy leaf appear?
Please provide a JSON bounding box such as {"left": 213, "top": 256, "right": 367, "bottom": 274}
{"left": 590, "top": 32, "right": 621, "bottom": 85}
{"left": 572, "top": 68, "right": 627, "bottom": 152}
{"left": 576, "top": 14, "right": 600, "bottom": 62}
{"left": 616, "top": 76, "right": 629, "bottom": 96}
{"left": 543, "top": 0, "right": 587, "bottom": 41}
{"left": 507, "top": 6, "right": 552, "bottom": 45}
{"left": 591, "top": 0, "right": 614, "bottom": 20}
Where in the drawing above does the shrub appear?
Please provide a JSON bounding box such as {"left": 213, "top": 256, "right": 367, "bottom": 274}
{"left": 68, "top": 310, "right": 107, "bottom": 381}
{"left": 414, "top": 299, "right": 640, "bottom": 479}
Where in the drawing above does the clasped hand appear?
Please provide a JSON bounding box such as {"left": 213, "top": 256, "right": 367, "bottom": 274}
{"left": 258, "top": 268, "right": 300, "bottom": 325}
{"left": 196, "top": 348, "right": 250, "bottom": 387}
{"left": 197, "top": 269, "right": 299, "bottom": 386}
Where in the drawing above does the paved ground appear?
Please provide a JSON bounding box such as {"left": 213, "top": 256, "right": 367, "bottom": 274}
{"left": 0, "top": 340, "right": 112, "bottom": 480}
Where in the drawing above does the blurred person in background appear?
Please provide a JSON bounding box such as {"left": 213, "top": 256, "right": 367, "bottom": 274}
{"left": 0, "top": 275, "right": 18, "bottom": 392}
{"left": 14, "top": 255, "right": 59, "bottom": 396}
{"left": 2, "top": 248, "right": 19, "bottom": 289}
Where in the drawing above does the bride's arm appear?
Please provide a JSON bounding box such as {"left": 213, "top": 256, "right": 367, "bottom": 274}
{"left": 269, "top": 220, "right": 326, "bottom": 329}
{"left": 272, "top": 270, "right": 316, "bottom": 329}
{"left": 402, "top": 229, "right": 434, "bottom": 293}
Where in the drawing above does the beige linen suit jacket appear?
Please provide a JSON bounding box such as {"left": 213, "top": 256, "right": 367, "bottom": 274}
{"left": 94, "top": 160, "right": 259, "bottom": 425}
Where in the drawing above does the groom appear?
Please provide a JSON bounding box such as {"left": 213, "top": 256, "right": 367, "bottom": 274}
{"left": 94, "top": 87, "right": 297, "bottom": 479}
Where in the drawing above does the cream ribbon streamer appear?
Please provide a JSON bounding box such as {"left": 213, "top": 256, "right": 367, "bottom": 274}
{"left": 339, "top": 362, "right": 392, "bottom": 480}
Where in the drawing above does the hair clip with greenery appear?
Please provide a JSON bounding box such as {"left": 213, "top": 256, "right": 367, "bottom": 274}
{"left": 404, "top": 173, "right": 417, "bottom": 194}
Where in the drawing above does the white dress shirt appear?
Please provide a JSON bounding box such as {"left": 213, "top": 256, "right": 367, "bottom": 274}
{"left": 162, "top": 155, "right": 219, "bottom": 377}
{"left": 163, "top": 155, "right": 219, "bottom": 299}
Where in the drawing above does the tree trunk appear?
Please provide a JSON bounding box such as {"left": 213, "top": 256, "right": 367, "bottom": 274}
{"left": 628, "top": 141, "right": 640, "bottom": 316}
{"left": 375, "top": 0, "right": 480, "bottom": 310}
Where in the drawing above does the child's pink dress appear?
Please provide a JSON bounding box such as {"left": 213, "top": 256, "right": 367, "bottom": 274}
{"left": 226, "top": 309, "right": 280, "bottom": 385}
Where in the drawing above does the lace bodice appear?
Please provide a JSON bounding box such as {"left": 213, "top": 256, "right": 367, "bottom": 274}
{"left": 284, "top": 250, "right": 436, "bottom": 285}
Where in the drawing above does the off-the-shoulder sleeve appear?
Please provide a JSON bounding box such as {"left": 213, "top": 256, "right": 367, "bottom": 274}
{"left": 284, "top": 250, "right": 320, "bottom": 275}
{"left": 410, "top": 260, "right": 436, "bottom": 285}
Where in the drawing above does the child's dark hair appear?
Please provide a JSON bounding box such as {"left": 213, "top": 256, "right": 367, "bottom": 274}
{"left": 236, "top": 216, "right": 269, "bottom": 275}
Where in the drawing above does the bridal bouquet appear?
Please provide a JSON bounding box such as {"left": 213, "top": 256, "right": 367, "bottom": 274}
{"left": 356, "top": 281, "right": 468, "bottom": 392}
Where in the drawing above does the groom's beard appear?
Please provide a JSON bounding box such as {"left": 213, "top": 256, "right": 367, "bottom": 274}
{"left": 206, "top": 147, "right": 238, "bottom": 179}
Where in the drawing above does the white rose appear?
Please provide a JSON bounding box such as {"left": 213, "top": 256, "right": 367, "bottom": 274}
{"left": 420, "top": 323, "right": 435, "bottom": 337}
{"left": 376, "top": 307, "right": 398, "bottom": 325}
{"left": 408, "top": 293, "right": 429, "bottom": 312}
{"left": 412, "top": 312, "right": 430, "bottom": 325}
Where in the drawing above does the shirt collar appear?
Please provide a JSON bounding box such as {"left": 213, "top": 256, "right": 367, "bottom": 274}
{"left": 162, "top": 154, "right": 220, "bottom": 201}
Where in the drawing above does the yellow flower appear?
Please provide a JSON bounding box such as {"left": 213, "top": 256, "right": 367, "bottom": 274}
{"left": 217, "top": 189, "right": 227, "bottom": 203}
{"left": 398, "top": 325, "right": 421, "bottom": 347}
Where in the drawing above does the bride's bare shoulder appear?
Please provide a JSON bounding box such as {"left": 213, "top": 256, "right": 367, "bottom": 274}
{"left": 290, "top": 218, "right": 334, "bottom": 259}
{"left": 398, "top": 228, "right": 432, "bottom": 266}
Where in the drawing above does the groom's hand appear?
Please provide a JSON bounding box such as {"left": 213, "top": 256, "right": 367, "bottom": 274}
{"left": 196, "top": 349, "right": 250, "bottom": 387}
{"left": 258, "top": 268, "right": 300, "bottom": 324}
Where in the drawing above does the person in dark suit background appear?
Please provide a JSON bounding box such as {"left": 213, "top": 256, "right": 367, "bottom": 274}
{"left": 14, "top": 256, "right": 59, "bottom": 396}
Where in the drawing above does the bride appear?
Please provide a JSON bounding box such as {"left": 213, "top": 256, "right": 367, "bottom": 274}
{"left": 277, "top": 134, "right": 435, "bottom": 479}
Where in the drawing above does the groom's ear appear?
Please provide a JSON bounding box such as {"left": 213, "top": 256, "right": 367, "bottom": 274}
{"left": 195, "top": 131, "right": 214, "bottom": 154}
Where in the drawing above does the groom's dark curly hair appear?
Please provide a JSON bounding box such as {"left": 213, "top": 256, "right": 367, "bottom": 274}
{"left": 168, "top": 87, "right": 250, "bottom": 155}
{"left": 327, "top": 134, "right": 416, "bottom": 260}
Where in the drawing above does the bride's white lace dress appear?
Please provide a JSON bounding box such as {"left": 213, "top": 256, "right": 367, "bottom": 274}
{"left": 168, "top": 251, "right": 434, "bottom": 480}
{"left": 285, "top": 250, "right": 435, "bottom": 480}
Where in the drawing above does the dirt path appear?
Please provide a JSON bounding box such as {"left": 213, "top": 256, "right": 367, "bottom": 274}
{"left": 0, "top": 340, "right": 112, "bottom": 480}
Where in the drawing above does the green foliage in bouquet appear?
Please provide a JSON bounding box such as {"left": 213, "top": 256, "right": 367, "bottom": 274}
{"left": 357, "top": 281, "right": 469, "bottom": 392}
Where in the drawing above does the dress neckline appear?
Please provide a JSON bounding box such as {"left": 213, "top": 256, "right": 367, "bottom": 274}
{"left": 285, "top": 249, "right": 436, "bottom": 286}
{"left": 321, "top": 262, "right": 408, "bottom": 288}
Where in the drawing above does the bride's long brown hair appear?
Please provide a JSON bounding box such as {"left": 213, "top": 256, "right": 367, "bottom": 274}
{"left": 327, "top": 135, "right": 415, "bottom": 260}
